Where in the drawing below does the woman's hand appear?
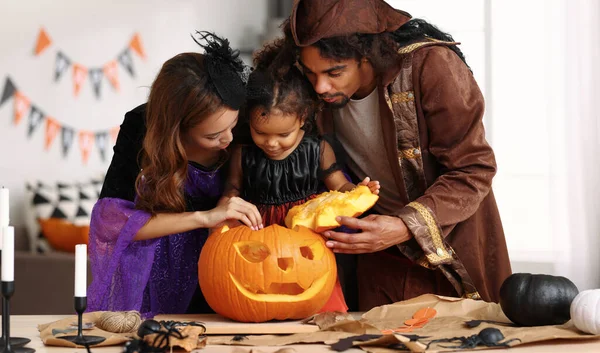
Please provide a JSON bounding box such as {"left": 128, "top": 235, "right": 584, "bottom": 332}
{"left": 358, "top": 176, "right": 381, "bottom": 195}
{"left": 200, "top": 196, "right": 263, "bottom": 230}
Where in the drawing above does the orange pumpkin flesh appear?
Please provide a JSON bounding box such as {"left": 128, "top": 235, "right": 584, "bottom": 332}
{"left": 285, "top": 185, "right": 379, "bottom": 233}
{"left": 198, "top": 224, "right": 337, "bottom": 323}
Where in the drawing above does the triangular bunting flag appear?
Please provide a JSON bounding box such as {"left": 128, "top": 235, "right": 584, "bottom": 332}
{"left": 72, "top": 64, "right": 88, "bottom": 97}
{"left": 88, "top": 68, "right": 103, "bottom": 99}
{"left": 32, "top": 193, "right": 51, "bottom": 205}
{"left": 79, "top": 191, "right": 90, "bottom": 200}
{"left": 117, "top": 49, "right": 135, "bottom": 77}
{"left": 103, "top": 60, "right": 120, "bottom": 91}
{"left": 129, "top": 33, "right": 146, "bottom": 60}
{"left": 27, "top": 105, "right": 45, "bottom": 137}
{"left": 55, "top": 51, "right": 71, "bottom": 82}
{"left": 58, "top": 194, "right": 72, "bottom": 201}
{"left": 34, "top": 27, "right": 52, "bottom": 56}
{"left": 95, "top": 131, "right": 108, "bottom": 162}
{"left": 45, "top": 118, "right": 61, "bottom": 150}
{"left": 1, "top": 77, "right": 17, "bottom": 107}
{"left": 61, "top": 126, "right": 75, "bottom": 158}
{"left": 13, "top": 91, "right": 30, "bottom": 125}
{"left": 109, "top": 126, "right": 120, "bottom": 143}
{"left": 50, "top": 207, "right": 68, "bottom": 219}
{"left": 79, "top": 130, "right": 94, "bottom": 164}
{"left": 75, "top": 206, "right": 89, "bottom": 217}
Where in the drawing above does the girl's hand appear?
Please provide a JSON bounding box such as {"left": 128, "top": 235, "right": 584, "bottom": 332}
{"left": 201, "top": 197, "right": 263, "bottom": 230}
{"left": 358, "top": 176, "right": 381, "bottom": 195}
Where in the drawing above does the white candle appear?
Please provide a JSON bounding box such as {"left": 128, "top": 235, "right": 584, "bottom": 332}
{"left": 0, "top": 187, "right": 8, "bottom": 228}
{"left": 1, "top": 226, "right": 14, "bottom": 282}
{"left": 74, "top": 244, "right": 87, "bottom": 297}
{"left": 0, "top": 187, "right": 9, "bottom": 250}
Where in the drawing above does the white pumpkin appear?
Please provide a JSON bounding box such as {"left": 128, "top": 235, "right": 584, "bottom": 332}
{"left": 570, "top": 289, "right": 600, "bottom": 334}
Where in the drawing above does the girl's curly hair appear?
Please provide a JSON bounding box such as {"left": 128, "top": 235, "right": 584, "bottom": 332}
{"left": 234, "top": 38, "right": 318, "bottom": 142}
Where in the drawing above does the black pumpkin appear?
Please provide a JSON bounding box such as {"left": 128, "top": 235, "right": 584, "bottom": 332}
{"left": 499, "top": 273, "right": 579, "bottom": 326}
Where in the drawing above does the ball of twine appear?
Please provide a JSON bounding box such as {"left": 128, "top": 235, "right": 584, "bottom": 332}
{"left": 97, "top": 310, "right": 142, "bottom": 333}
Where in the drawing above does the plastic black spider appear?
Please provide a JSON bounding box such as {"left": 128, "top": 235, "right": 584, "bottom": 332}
{"left": 122, "top": 319, "right": 206, "bottom": 353}
{"left": 426, "top": 327, "right": 521, "bottom": 349}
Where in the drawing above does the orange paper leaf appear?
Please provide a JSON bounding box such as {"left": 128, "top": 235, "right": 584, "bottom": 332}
{"left": 34, "top": 27, "right": 52, "bottom": 55}
{"left": 412, "top": 320, "right": 429, "bottom": 328}
{"left": 413, "top": 307, "right": 437, "bottom": 320}
{"left": 404, "top": 317, "right": 429, "bottom": 326}
{"left": 129, "top": 32, "right": 146, "bottom": 60}
{"left": 392, "top": 326, "right": 415, "bottom": 333}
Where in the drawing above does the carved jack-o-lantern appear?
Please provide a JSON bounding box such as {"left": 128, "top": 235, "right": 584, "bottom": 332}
{"left": 198, "top": 224, "right": 337, "bottom": 322}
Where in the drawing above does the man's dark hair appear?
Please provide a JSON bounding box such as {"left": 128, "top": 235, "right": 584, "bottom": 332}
{"left": 284, "top": 18, "right": 471, "bottom": 74}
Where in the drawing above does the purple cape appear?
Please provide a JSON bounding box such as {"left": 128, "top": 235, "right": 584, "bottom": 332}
{"left": 87, "top": 163, "right": 222, "bottom": 318}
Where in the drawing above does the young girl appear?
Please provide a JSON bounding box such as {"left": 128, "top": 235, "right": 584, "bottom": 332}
{"left": 222, "top": 45, "right": 380, "bottom": 313}
{"left": 87, "top": 32, "right": 262, "bottom": 318}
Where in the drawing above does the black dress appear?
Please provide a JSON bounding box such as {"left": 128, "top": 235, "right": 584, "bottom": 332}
{"left": 241, "top": 134, "right": 326, "bottom": 226}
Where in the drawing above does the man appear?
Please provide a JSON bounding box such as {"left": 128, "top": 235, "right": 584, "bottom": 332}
{"left": 284, "top": 0, "right": 511, "bottom": 310}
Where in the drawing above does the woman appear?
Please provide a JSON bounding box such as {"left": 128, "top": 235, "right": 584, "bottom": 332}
{"left": 87, "top": 32, "right": 262, "bottom": 318}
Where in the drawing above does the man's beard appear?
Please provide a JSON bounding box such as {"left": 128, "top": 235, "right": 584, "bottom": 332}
{"left": 320, "top": 93, "right": 350, "bottom": 109}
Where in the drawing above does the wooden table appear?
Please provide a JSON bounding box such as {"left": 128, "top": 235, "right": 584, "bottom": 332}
{"left": 7, "top": 315, "right": 600, "bottom": 352}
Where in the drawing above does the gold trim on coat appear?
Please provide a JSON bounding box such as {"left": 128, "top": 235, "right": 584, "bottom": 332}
{"left": 391, "top": 91, "right": 414, "bottom": 104}
{"left": 397, "top": 39, "right": 460, "bottom": 55}
{"left": 464, "top": 291, "right": 482, "bottom": 300}
{"left": 398, "top": 148, "right": 421, "bottom": 160}
{"left": 407, "top": 201, "right": 452, "bottom": 265}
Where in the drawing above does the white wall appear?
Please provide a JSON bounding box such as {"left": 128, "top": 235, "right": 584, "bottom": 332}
{"left": 0, "top": 0, "right": 268, "bottom": 232}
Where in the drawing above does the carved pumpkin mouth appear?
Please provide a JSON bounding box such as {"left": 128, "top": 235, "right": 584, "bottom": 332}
{"left": 229, "top": 273, "right": 328, "bottom": 302}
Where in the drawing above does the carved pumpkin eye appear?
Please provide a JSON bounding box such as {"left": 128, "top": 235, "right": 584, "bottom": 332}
{"left": 300, "top": 241, "right": 324, "bottom": 261}
{"left": 234, "top": 241, "right": 270, "bottom": 263}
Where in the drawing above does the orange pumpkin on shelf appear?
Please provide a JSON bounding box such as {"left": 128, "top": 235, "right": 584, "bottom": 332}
{"left": 198, "top": 224, "right": 337, "bottom": 323}
{"left": 285, "top": 185, "right": 379, "bottom": 233}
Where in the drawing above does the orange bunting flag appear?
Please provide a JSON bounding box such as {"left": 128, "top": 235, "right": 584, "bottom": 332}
{"left": 34, "top": 27, "right": 52, "bottom": 56}
{"left": 45, "top": 118, "right": 61, "bottom": 150}
{"left": 103, "top": 60, "right": 120, "bottom": 91}
{"left": 72, "top": 64, "right": 88, "bottom": 97}
{"left": 13, "top": 91, "right": 30, "bottom": 125}
{"left": 109, "top": 126, "right": 120, "bottom": 143}
{"left": 79, "top": 131, "right": 94, "bottom": 164}
{"left": 129, "top": 32, "right": 146, "bottom": 60}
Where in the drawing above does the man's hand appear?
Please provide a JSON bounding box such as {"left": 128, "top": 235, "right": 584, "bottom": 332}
{"left": 322, "top": 214, "right": 412, "bottom": 254}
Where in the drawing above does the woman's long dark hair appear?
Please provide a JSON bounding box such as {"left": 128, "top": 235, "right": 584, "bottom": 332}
{"left": 135, "top": 53, "right": 223, "bottom": 214}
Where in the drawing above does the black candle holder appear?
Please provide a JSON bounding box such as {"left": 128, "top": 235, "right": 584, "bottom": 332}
{"left": 0, "top": 297, "right": 30, "bottom": 348}
{"left": 0, "top": 281, "right": 35, "bottom": 353}
{"left": 58, "top": 297, "right": 105, "bottom": 346}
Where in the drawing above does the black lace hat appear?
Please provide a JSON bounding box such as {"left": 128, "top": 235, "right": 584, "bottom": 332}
{"left": 191, "top": 31, "right": 248, "bottom": 110}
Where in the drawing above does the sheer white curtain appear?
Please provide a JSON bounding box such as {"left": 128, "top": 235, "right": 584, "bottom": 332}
{"left": 559, "top": 0, "right": 600, "bottom": 289}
